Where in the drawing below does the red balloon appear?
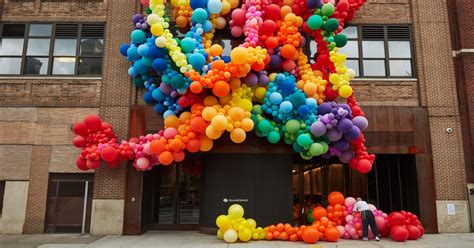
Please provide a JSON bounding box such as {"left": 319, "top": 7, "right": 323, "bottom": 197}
{"left": 416, "top": 225, "right": 425, "bottom": 237}
{"left": 84, "top": 115, "right": 102, "bottom": 131}
{"left": 265, "top": 4, "right": 281, "bottom": 20}
{"left": 388, "top": 212, "right": 406, "bottom": 226}
{"left": 407, "top": 225, "right": 421, "bottom": 240}
{"left": 265, "top": 37, "right": 279, "bottom": 49}
{"left": 76, "top": 157, "right": 88, "bottom": 171}
{"left": 173, "top": 151, "right": 185, "bottom": 162}
{"left": 190, "top": 117, "right": 207, "bottom": 133}
{"left": 177, "top": 97, "right": 190, "bottom": 108}
{"left": 390, "top": 226, "right": 409, "bottom": 242}
{"left": 357, "top": 159, "right": 372, "bottom": 173}
{"left": 102, "top": 146, "right": 118, "bottom": 162}
{"left": 186, "top": 139, "right": 201, "bottom": 152}
{"left": 337, "top": 1, "right": 350, "bottom": 12}
{"left": 231, "top": 9, "right": 246, "bottom": 24}
{"left": 106, "top": 158, "right": 121, "bottom": 168}
{"left": 301, "top": 227, "right": 319, "bottom": 244}
{"left": 86, "top": 159, "right": 100, "bottom": 169}
{"left": 261, "top": 20, "right": 276, "bottom": 34}
{"left": 73, "top": 122, "right": 88, "bottom": 136}
{"left": 73, "top": 136, "right": 86, "bottom": 148}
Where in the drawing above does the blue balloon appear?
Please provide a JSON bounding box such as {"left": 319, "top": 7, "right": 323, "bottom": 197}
{"left": 144, "top": 92, "right": 155, "bottom": 104}
{"left": 120, "top": 43, "right": 131, "bottom": 56}
{"left": 222, "top": 56, "right": 231, "bottom": 63}
{"left": 189, "top": 53, "right": 206, "bottom": 70}
{"left": 207, "top": 0, "right": 222, "bottom": 14}
{"left": 280, "top": 78, "right": 296, "bottom": 95}
{"left": 152, "top": 89, "right": 165, "bottom": 101}
{"left": 131, "top": 30, "right": 147, "bottom": 43}
{"left": 133, "top": 60, "right": 148, "bottom": 74}
{"left": 192, "top": 8, "right": 208, "bottom": 24}
{"left": 163, "top": 110, "right": 175, "bottom": 118}
{"left": 292, "top": 143, "right": 304, "bottom": 153}
{"left": 270, "top": 92, "right": 283, "bottom": 105}
{"left": 137, "top": 44, "right": 150, "bottom": 56}
{"left": 306, "top": 98, "right": 318, "bottom": 108}
{"left": 298, "top": 105, "right": 311, "bottom": 116}
{"left": 154, "top": 103, "right": 166, "bottom": 113}
{"left": 142, "top": 57, "right": 153, "bottom": 67}
{"left": 280, "top": 101, "right": 293, "bottom": 113}
{"left": 307, "top": 0, "right": 323, "bottom": 9}
{"left": 190, "top": 0, "right": 207, "bottom": 10}
{"left": 152, "top": 58, "right": 168, "bottom": 72}
{"left": 128, "top": 67, "right": 138, "bottom": 77}
{"left": 127, "top": 45, "right": 140, "bottom": 61}
{"left": 148, "top": 45, "right": 165, "bottom": 58}
{"left": 202, "top": 20, "right": 213, "bottom": 33}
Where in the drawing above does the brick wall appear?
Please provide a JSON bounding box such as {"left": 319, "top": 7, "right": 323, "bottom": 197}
{"left": 353, "top": 0, "right": 411, "bottom": 24}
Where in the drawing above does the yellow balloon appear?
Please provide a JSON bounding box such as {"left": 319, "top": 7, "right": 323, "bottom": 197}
{"left": 216, "top": 215, "right": 229, "bottom": 228}
{"left": 164, "top": 115, "right": 180, "bottom": 128}
{"left": 254, "top": 87, "right": 267, "bottom": 100}
{"left": 339, "top": 85, "right": 353, "bottom": 98}
{"left": 206, "top": 125, "right": 223, "bottom": 140}
{"left": 241, "top": 118, "right": 254, "bottom": 132}
{"left": 209, "top": 44, "right": 223, "bottom": 57}
{"left": 238, "top": 99, "right": 253, "bottom": 111}
{"left": 204, "top": 95, "right": 218, "bottom": 106}
{"left": 230, "top": 128, "right": 246, "bottom": 143}
{"left": 238, "top": 228, "right": 252, "bottom": 242}
{"left": 211, "top": 115, "right": 228, "bottom": 131}
{"left": 151, "top": 24, "right": 164, "bottom": 36}
{"left": 252, "top": 232, "right": 260, "bottom": 240}
{"left": 230, "top": 47, "right": 248, "bottom": 65}
{"left": 223, "top": 229, "right": 238, "bottom": 243}
{"left": 247, "top": 218, "right": 257, "bottom": 229}
{"left": 228, "top": 204, "right": 244, "bottom": 219}
{"left": 217, "top": 229, "right": 224, "bottom": 240}
{"left": 228, "top": 107, "right": 245, "bottom": 121}
{"left": 202, "top": 107, "right": 218, "bottom": 121}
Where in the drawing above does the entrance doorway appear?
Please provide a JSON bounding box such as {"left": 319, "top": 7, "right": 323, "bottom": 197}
{"left": 292, "top": 154, "right": 419, "bottom": 226}
{"left": 145, "top": 160, "right": 201, "bottom": 230}
{"left": 44, "top": 174, "right": 94, "bottom": 233}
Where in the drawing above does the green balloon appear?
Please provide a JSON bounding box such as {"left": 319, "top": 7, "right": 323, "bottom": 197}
{"left": 258, "top": 119, "right": 272, "bottom": 134}
{"left": 300, "top": 151, "right": 313, "bottom": 160}
{"left": 283, "top": 137, "right": 293, "bottom": 145}
{"left": 267, "top": 131, "right": 281, "bottom": 144}
{"left": 307, "top": 210, "right": 315, "bottom": 223}
{"left": 296, "top": 134, "right": 313, "bottom": 148}
{"left": 307, "top": 15, "right": 323, "bottom": 30}
{"left": 321, "top": 3, "right": 335, "bottom": 16}
{"left": 321, "top": 141, "right": 329, "bottom": 154}
{"left": 285, "top": 119, "right": 300, "bottom": 134}
{"left": 335, "top": 34, "right": 348, "bottom": 47}
{"left": 325, "top": 18, "right": 339, "bottom": 32}
{"left": 309, "top": 142, "right": 324, "bottom": 156}
{"left": 146, "top": 7, "right": 152, "bottom": 14}
{"left": 252, "top": 105, "right": 262, "bottom": 115}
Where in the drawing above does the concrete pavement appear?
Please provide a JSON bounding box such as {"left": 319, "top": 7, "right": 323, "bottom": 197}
{"left": 1, "top": 231, "right": 473, "bottom": 248}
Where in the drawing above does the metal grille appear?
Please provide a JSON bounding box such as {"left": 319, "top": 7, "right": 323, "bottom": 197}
{"left": 55, "top": 24, "right": 79, "bottom": 37}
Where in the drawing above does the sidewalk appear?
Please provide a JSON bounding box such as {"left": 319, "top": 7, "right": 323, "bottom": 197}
{"left": 1, "top": 231, "right": 473, "bottom": 248}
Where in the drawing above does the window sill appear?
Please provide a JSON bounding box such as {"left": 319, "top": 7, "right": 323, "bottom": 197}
{"left": 0, "top": 76, "right": 102, "bottom": 80}
{"left": 352, "top": 78, "right": 417, "bottom": 82}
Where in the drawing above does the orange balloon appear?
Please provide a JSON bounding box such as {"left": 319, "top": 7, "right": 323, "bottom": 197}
{"left": 281, "top": 44, "right": 297, "bottom": 59}
{"left": 280, "top": 231, "right": 288, "bottom": 240}
{"left": 324, "top": 227, "right": 340, "bottom": 242}
{"left": 150, "top": 140, "right": 165, "bottom": 154}
{"left": 312, "top": 207, "right": 328, "bottom": 221}
{"left": 276, "top": 223, "right": 285, "bottom": 232}
{"left": 265, "top": 232, "right": 273, "bottom": 240}
{"left": 268, "top": 225, "right": 276, "bottom": 233}
{"left": 301, "top": 227, "right": 319, "bottom": 244}
{"left": 273, "top": 231, "right": 280, "bottom": 240}
{"left": 211, "top": 60, "right": 225, "bottom": 70}
{"left": 186, "top": 139, "right": 200, "bottom": 152}
{"left": 199, "top": 137, "right": 213, "bottom": 151}
{"left": 190, "top": 117, "right": 207, "bottom": 132}
{"left": 190, "top": 81, "right": 202, "bottom": 93}
{"left": 158, "top": 151, "right": 174, "bottom": 165}
{"left": 169, "top": 139, "right": 184, "bottom": 152}
{"left": 173, "top": 151, "right": 185, "bottom": 162}
{"left": 212, "top": 81, "right": 230, "bottom": 97}
{"left": 176, "top": 16, "right": 188, "bottom": 28}
{"left": 328, "top": 191, "right": 345, "bottom": 206}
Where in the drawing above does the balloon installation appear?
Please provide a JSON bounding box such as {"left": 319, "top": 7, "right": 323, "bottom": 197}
{"left": 72, "top": 0, "right": 376, "bottom": 173}
{"left": 215, "top": 192, "right": 424, "bottom": 244}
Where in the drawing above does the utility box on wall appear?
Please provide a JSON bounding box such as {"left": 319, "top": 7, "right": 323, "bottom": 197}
{"left": 199, "top": 153, "right": 293, "bottom": 231}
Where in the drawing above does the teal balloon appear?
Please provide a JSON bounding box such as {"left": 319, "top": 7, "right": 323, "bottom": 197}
{"left": 192, "top": 8, "right": 208, "bottom": 23}
{"left": 326, "top": 18, "right": 339, "bottom": 32}
{"left": 309, "top": 142, "right": 324, "bottom": 156}
{"left": 335, "top": 34, "right": 348, "bottom": 47}
{"left": 131, "top": 30, "right": 146, "bottom": 43}
{"left": 285, "top": 120, "right": 300, "bottom": 134}
{"left": 296, "top": 134, "right": 313, "bottom": 148}
{"left": 321, "top": 3, "right": 335, "bottom": 16}
{"left": 181, "top": 37, "right": 196, "bottom": 53}
{"left": 293, "top": 143, "right": 304, "bottom": 153}
{"left": 133, "top": 77, "right": 144, "bottom": 87}
{"left": 170, "top": 75, "right": 185, "bottom": 89}
{"left": 258, "top": 119, "right": 272, "bottom": 134}
{"left": 267, "top": 131, "right": 281, "bottom": 144}
{"left": 307, "top": 15, "right": 323, "bottom": 30}
{"left": 189, "top": 53, "right": 206, "bottom": 70}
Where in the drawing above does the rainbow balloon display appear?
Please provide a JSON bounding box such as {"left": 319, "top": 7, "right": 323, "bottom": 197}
{"left": 72, "top": 0, "right": 375, "bottom": 173}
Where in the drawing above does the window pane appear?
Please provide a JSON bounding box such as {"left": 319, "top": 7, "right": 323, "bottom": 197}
{"left": 0, "top": 58, "right": 22, "bottom": 74}
{"left": 29, "top": 24, "right": 52, "bottom": 37}
{"left": 27, "top": 38, "right": 50, "bottom": 56}
{"left": 2, "top": 24, "right": 25, "bottom": 37}
{"left": 80, "top": 38, "right": 103, "bottom": 56}
{"left": 341, "top": 26, "right": 358, "bottom": 39}
{"left": 388, "top": 41, "right": 411, "bottom": 58}
{"left": 363, "top": 60, "right": 386, "bottom": 77}
{"left": 362, "top": 41, "right": 385, "bottom": 58}
{"left": 0, "top": 38, "right": 24, "bottom": 55}
{"left": 79, "top": 57, "right": 102, "bottom": 75}
{"left": 25, "top": 57, "right": 49, "bottom": 75}
{"left": 346, "top": 59, "right": 360, "bottom": 77}
{"left": 390, "top": 60, "right": 412, "bottom": 77}
{"left": 53, "top": 57, "right": 76, "bottom": 75}
{"left": 338, "top": 40, "right": 358, "bottom": 58}
{"left": 54, "top": 39, "right": 77, "bottom": 56}
{"left": 222, "top": 39, "right": 231, "bottom": 57}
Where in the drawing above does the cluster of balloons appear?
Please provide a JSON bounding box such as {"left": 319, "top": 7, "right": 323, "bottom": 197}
{"left": 73, "top": 0, "right": 377, "bottom": 172}
{"left": 215, "top": 204, "right": 266, "bottom": 243}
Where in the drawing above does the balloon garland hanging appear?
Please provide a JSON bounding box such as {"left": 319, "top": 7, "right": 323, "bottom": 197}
{"left": 72, "top": 0, "right": 375, "bottom": 173}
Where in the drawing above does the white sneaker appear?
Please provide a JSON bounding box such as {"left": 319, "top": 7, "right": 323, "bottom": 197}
{"left": 362, "top": 237, "right": 368, "bottom": 241}
{"left": 375, "top": 237, "right": 380, "bottom": 241}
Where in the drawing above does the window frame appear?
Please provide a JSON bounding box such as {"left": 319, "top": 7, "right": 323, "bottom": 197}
{"left": 0, "top": 23, "right": 105, "bottom": 77}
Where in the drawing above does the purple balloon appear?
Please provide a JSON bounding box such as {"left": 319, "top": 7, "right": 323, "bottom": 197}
{"left": 340, "top": 104, "right": 351, "bottom": 112}
{"left": 132, "top": 14, "right": 145, "bottom": 24}
{"left": 259, "top": 74, "right": 269, "bottom": 86}
{"left": 327, "top": 128, "right": 342, "bottom": 141}
{"left": 159, "top": 83, "right": 172, "bottom": 95}
{"left": 318, "top": 102, "right": 332, "bottom": 115}
{"left": 338, "top": 118, "right": 354, "bottom": 133}
{"left": 344, "top": 126, "right": 361, "bottom": 141}
{"left": 353, "top": 116, "right": 368, "bottom": 131}
{"left": 339, "top": 151, "right": 354, "bottom": 163}
{"left": 311, "top": 121, "right": 327, "bottom": 137}
{"left": 307, "top": 0, "right": 323, "bottom": 9}
{"left": 269, "top": 55, "right": 282, "bottom": 69}
{"left": 334, "top": 140, "right": 349, "bottom": 151}
{"left": 243, "top": 73, "right": 258, "bottom": 87}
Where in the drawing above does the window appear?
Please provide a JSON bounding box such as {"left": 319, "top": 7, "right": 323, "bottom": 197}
{"left": 0, "top": 181, "right": 5, "bottom": 217}
{"left": 336, "top": 25, "right": 414, "bottom": 78}
{"left": 0, "top": 23, "right": 104, "bottom": 76}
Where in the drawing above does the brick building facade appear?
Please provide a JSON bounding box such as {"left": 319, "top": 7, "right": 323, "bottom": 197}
{"left": 0, "top": 0, "right": 471, "bottom": 235}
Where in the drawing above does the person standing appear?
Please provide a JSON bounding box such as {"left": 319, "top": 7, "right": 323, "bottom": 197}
{"left": 353, "top": 197, "right": 380, "bottom": 241}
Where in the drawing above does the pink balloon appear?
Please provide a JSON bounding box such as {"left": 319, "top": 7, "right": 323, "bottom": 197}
{"left": 143, "top": 143, "right": 151, "bottom": 154}
{"left": 336, "top": 225, "right": 345, "bottom": 237}
{"left": 368, "top": 204, "right": 377, "bottom": 211}
{"left": 345, "top": 197, "right": 356, "bottom": 208}
{"left": 136, "top": 157, "right": 150, "bottom": 170}
{"left": 349, "top": 228, "right": 356, "bottom": 236}
{"left": 164, "top": 127, "right": 177, "bottom": 139}
{"left": 231, "top": 26, "right": 242, "bottom": 37}
{"left": 345, "top": 215, "right": 354, "bottom": 223}
{"left": 375, "top": 216, "right": 386, "bottom": 230}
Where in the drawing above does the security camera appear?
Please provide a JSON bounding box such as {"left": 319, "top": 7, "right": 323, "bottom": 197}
{"left": 446, "top": 128, "right": 453, "bottom": 134}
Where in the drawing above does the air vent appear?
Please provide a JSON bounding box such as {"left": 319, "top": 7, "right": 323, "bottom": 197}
{"left": 387, "top": 26, "right": 411, "bottom": 40}
{"left": 55, "top": 24, "right": 79, "bottom": 37}
{"left": 81, "top": 24, "right": 105, "bottom": 38}
{"left": 361, "top": 26, "right": 384, "bottom": 40}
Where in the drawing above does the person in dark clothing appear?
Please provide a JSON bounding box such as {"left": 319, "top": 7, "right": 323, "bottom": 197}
{"left": 353, "top": 197, "right": 380, "bottom": 241}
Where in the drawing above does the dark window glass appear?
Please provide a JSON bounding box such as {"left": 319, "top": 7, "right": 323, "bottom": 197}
{"left": 0, "top": 181, "right": 5, "bottom": 216}
{"left": 58, "top": 182, "right": 85, "bottom": 197}
{"left": 2, "top": 24, "right": 25, "bottom": 37}
{"left": 80, "top": 39, "right": 103, "bottom": 56}
{"left": 25, "top": 57, "right": 49, "bottom": 75}
{"left": 78, "top": 57, "right": 102, "bottom": 75}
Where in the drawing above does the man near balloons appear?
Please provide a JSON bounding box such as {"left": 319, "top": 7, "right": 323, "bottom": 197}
{"left": 353, "top": 197, "right": 380, "bottom": 241}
